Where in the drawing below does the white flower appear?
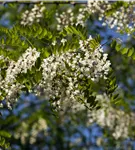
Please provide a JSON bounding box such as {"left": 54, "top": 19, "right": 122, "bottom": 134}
{"left": 87, "top": 94, "right": 134, "bottom": 139}
{"left": 38, "top": 36, "right": 111, "bottom": 112}
{"left": 61, "top": 38, "right": 67, "bottom": 45}
{"left": 87, "top": 1, "right": 135, "bottom": 34}
{"left": 21, "top": 3, "right": 45, "bottom": 26}
{"left": 56, "top": 8, "right": 74, "bottom": 31}
{"left": 0, "top": 47, "right": 40, "bottom": 108}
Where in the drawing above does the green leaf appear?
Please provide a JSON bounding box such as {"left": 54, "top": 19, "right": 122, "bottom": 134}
{"left": 0, "top": 137, "right": 5, "bottom": 146}
{"left": 121, "top": 47, "right": 128, "bottom": 54}
{"left": 63, "top": 25, "right": 86, "bottom": 40}
{"left": 1, "top": 38, "right": 4, "bottom": 44}
{"left": 127, "top": 47, "right": 134, "bottom": 57}
{"left": 132, "top": 51, "right": 135, "bottom": 60}
{"left": 35, "top": 57, "right": 41, "bottom": 69}
{"left": 111, "top": 40, "right": 116, "bottom": 48}
{"left": 113, "top": 93, "right": 119, "bottom": 100}
{"left": 38, "top": 26, "right": 43, "bottom": 35}
{"left": 115, "top": 43, "right": 121, "bottom": 51}
{"left": 34, "top": 71, "right": 42, "bottom": 83}
{"left": 109, "top": 78, "right": 116, "bottom": 86}
{"left": 0, "top": 131, "right": 11, "bottom": 138}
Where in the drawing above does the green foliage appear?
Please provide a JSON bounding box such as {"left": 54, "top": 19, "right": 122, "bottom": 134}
{"left": 0, "top": 132, "right": 11, "bottom": 149}
{"left": 0, "top": 1, "right": 135, "bottom": 149}
{"left": 15, "top": 24, "right": 52, "bottom": 40}
{"left": 111, "top": 39, "right": 135, "bottom": 60}
{"left": 60, "top": 25, "right": 87, "bottom": 40}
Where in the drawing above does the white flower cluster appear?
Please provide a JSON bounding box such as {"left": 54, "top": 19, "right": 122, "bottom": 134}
{"left": 21, "top": 3, "right": 45, "bottom": 26}
{"left": 30, "top": 118, "right": 48, "bottom": 144}
{"left": 87, "top": 0, "right": 110, "bottom": 14}
{"left": 5, "top": 47, "right": 40, "bottom": 83}
{"left": 76, "top": 8, "right": 88, "bottom": 27}
{"left": 56, "top": 8, "right": 74, "bottom": 30}
{"left": 88, "top": 94, "right": 134, "bottom": 139}
{"left": 56, "top": 1, "right": 134, "bottom": 35}
{"left": 40, "top": 36, "right": 111, "bottom": 111}
{"left": 55, "top": 1, "right": 111, "bottom": 29}
{"left": 101, "top": 2, "right": 135, "bottom": 34}
{"left": 0, "top": 47, "right": 40, "bottom": 108}
{"left": 87, "top": 0, "right": 135, "bottom": 35}
{"left": 14, "top": 118, "right": 48, "bottom": 145}
{"left": 13, "top": 94, "right": 135, "bottom": 141}
{"left": 55, "top": 7, "right": 89, "bottom": 29}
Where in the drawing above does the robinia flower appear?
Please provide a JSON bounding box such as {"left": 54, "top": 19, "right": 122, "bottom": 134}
{"left": 101, "top": 2, "right": 135, "bottom": 34}
{"left": 39, "top": 36, "right": 111, "bottom": 111}
{"left": 0, "top": 47, "right": 40, "bottom": 109}
{"left": 21, "top": 3, "right": 45, "bottom": 26}
{"left": 88, "top": 94, "right": 135, "bottom": 139}
{"left": 87, "top": 0, "right": 135, "bottom": 35}
{"left": 56, "top": 8, "right": 74, "bottom": 30}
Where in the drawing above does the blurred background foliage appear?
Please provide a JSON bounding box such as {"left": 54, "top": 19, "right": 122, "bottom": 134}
{"left": 0, "top": 1, "right": 135, "bottom": 150}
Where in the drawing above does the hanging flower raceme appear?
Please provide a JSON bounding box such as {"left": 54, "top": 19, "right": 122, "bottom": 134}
{"left": 76, "top": 7, "right": 88, "bottom": 27}
{"left": 87, "top": 0, "right": 110, "bottom": 14}
{"left": 39, "top": 36, "right": 111, "bottom": 111}
{"left": 88, "top": 94, "right": 135, "bottom": 140}
{"left": 0, "top": 47, "right": 40, "bottom": 109}
{"left": 55, "top": 7, "right": 89, "bottom": 29}
{"left": 21, "top": 3, "right": 45, "bottom": 26}
{"left": 14, "top": 117, "right": 48, "bottom": 145}
{"left": 55, "top": 1, "right": 110, "bottom": 29}
{"left": 101, "top": 2, "right": 135, "bottom": 35}
{"left": 86, "top": 0, "right": 135, "bottom": 35}
{"left": 56, "top": 8, "right": 74, "bottom": 31}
